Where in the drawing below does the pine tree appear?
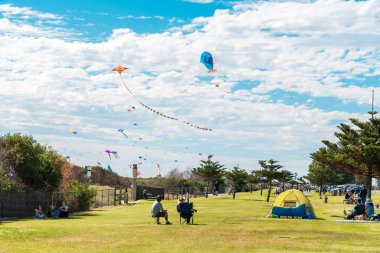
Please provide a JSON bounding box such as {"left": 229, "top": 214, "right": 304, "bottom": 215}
{"left": 311, "top": 112, "right": 380, "bottom": 198}
{"left": 225, "top": 166, "right": 248, "bottom": 199}
{"left": 258, "top": 159, "right": 283, "bottom": 202}
{"left": 192, "top": 155, "right": 225, "bottom": 198}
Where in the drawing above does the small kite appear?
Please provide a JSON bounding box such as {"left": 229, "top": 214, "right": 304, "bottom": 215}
{"left": 213, "top": 82, "right": 234, "bottom": 95}
{"left": 159, "top": 140, "right": 164, "bottom": 145}
{"left": 107, "top": 164, "right": 112, "bottom": 172}
{"left": 113, "top": 66, "right": 212, "bottom": 131}
{"left": 105, "top": 150, "right": 119, "bottom": 160}
{"left": 97, "top": 162, "right": 101, "bottom": 166}
{"left": 174, "top": 160, "right": 178, "bottom": 163}
{"left": 112, "top": 65, "right": 128, "bottom": 74}
{"left": 137, "top": 172, "right": 143, "bottom": 178}
{"left": 132, "top": 106, "right": 136, "bottom": 110}
{"left": 200, "top": 52, "right": 217, "bottom": 73}
{"left": 128, "top": 164, "right": 133, "bottom": 168}
{"left": 138, "top": 156, "right": 142, "bottom": 159}
{"left": 118, "top": 129, "right": 128, "bottom": 139}
{"left": 70, "top": 128, "right": 77, "bottom": 134}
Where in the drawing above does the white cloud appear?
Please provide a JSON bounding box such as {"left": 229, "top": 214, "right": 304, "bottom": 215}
{"left": 1, "top": 1, "right": 380, "bottom": 176}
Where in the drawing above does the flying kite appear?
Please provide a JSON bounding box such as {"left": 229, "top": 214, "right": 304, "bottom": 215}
{"left": 200, "top": 52, "right": 217, "bottom": 73}
{"left": 112, "top": 65, "right": 128, "bottom": 74}
{"left": 70, "top": 128, "right": 77, "bottom": 134}
{"left": 118, "top": 129, "right": 128, "bottom": 139}
{"left": 97, "top": 162, "right": 101, "bottom": 166}
{"left": 107, "top": 164, "right": 112, "bottom": 172}
{"left": 105, "top": 150, "right": 119, "bottom": 160}
{"left": 113, "top": 66, "right": 212, "bottom": 131}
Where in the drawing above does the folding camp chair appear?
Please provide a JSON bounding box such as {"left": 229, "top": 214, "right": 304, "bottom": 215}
{"left": 178, "top": 202, "right": 194, "bottom": 224}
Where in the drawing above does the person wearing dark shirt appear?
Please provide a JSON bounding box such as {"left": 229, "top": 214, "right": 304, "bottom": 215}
{"left": 344, "top": 198, "right": 365, "bottom": 220}
{"left": 359, "top": 186, "right": 367, "bottom": 205}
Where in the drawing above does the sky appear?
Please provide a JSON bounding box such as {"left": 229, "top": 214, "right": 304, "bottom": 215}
{"left": 0, "top": 0, "right": 379, "bottom": 178}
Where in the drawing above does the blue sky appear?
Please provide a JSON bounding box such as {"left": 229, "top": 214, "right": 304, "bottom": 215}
{"left": 0, "top": 0, "right": 379, "bottom": 178}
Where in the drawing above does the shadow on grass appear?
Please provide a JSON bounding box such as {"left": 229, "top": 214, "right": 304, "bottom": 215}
{"left": 0, "top": 210, "right": 101, "bottom": 224}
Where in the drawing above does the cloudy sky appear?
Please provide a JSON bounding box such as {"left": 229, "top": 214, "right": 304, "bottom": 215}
{"left": 1, "top": 0, "right": 379, "bottom": 177}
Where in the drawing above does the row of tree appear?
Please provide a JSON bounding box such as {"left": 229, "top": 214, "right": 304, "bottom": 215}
{"left": 192, "top": 155, "right": 301, "bottom": 201}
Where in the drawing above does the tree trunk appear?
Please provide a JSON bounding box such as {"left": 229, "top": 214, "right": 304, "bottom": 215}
{"left": 319, "top": 182, "right": 323, "bottom": 199}
{"left": 233, "top": 189, "right": 236, "bottom": 200}
{"left": 260, "top": 184, "right": 263, "bottom": 196}
{"left": 367, "top": 175, "right": 372, "bottom": 198}
{"left": 250, "top": 183, "right": 253, "bottom": 194}
{"left": 206, "top": 180, "right": 209, "bottom": 198}
{"left": 266, "top": 181, "right": 272, "bottom": 202}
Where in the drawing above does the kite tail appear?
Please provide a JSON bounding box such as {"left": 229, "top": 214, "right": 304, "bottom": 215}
{"left": 118, "top": 76, "right": 212, "bottom": 131}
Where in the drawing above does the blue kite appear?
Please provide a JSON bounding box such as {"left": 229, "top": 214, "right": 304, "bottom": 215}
{"left": 118, "top": 129, "right": 128, "bottom": 139}
{"left": 200, "top": 51, "right": 217, "bottom": 73}
{"left": 107, "top": 165, "right": 112, "bottom": 172}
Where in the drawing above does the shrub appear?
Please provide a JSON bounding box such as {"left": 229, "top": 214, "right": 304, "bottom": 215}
{"left": 67, "top": 180, "right": 97, "bottom": 210}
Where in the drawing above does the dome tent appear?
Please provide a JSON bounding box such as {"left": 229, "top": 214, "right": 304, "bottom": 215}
{"left": 269, "top": 189, "right": 316, "bottom": 219}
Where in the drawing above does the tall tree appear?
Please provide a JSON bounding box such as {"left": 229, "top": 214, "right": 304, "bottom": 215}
{"left": 278, "top": 169, "right": 294, "bottom": 190}
{"left": 225, "top": 166, "right": 248, "bottom": 199}
{"left": 304, "top": 161, "right": 342, "bottom": 198}
{"left": 311, "top": 112, "right": 380, "bottom": 198}
{"left": 258, "top": 159, "right": 283, "bottom": 202}
{"left": 192, "top": 155, "right": 225, "bottom": 198}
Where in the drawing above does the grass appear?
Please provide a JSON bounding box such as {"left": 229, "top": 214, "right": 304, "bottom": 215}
{"left": 1, "top": 191, "right": 380, "bottom": 253}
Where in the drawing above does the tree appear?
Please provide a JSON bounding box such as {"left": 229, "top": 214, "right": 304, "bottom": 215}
{"left": 304, "top": 161, "right": 342, "bottom": 198}
{"left": 258, "top": 159, "right": 283, "bottom": 202}
{"left": 0, "top": 133, "right": 64, "bottom": 191}
{"left": 192, "top": 155, "right": 225, "bottom": 198}
{"left": 311, "top": 112, "right": 380, "bottom": 198}
{"left": 278, "top": 169, "right": 294, "bottom": 189}
{"left": 225, "top": 166, "right": 248, "bottom": 199}
{"left": 247, "top": 170, "right": 260, "bottom": 193}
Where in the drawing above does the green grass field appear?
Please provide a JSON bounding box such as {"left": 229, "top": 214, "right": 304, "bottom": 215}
{"left": 1, "top": 191, "right": 380, "bottom": 253}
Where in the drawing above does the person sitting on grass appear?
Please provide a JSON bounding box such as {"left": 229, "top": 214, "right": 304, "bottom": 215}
{"left": 344, "top": 198, "right": 365, "bottom": 220}
{"left": 151, "top": 195, "right": 171, "bottom": 225}
{"left": 58, "top": 201, "right": 69, "bottom": 218}
{"left": 366, "top": 198, "right": 375, "bottom": 219}
{"left": 34, "top": 206, "right": 46, "bottom": 219}
{"left": 176, "top": 196, "right": 197, "bottom": 224}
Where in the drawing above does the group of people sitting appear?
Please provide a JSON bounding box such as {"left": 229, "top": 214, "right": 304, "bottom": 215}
{"left": 344, "top": 198, "right": 379, "bottom": 220}
{"left": 34, "top": 201, "right": 69, "bottom": 219}
{"left": 150, "top": 195, "right": 197, "bottom": 225}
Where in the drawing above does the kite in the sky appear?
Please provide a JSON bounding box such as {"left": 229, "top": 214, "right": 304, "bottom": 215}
{"left": 113, "top": 66, "right": 212, "bottom": 131}
{"left": 70, "top": 128, "right": 77, "bottom": 134}
{"left": 111, "top": 151, "right": 120, "bottom": 159}
{"left": 105, "top": 150, "right": 119, "bottom": 160}
{"left": 200, "top": 52, "right": 217, "bottom": 73}
{"left": 137, "top": 172, "right": 143, "bottom": 178}
{"left": 118, "top": 129, "right": 128, "bottom": 139}
{"left": 97, "top": 162, "right": 101, "bottom": 166}
{"left": 159, "top": 140, "right": 164, "bottom": 145}
{"left": 107, "top": 164, "right": 112, "bottom": 172}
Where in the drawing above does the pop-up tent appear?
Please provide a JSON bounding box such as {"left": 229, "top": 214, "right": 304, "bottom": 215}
{"left": 269, "top": 189, "right": 316, "bottom": 219}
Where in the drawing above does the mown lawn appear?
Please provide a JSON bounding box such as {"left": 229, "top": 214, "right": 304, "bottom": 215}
{"left": 1, "top": 191, "right": 380, "bottom": 253}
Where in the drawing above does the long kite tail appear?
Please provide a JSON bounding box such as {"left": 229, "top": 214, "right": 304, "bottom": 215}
{"left": 118, "top": 75, "right": 212, "bottom": 131}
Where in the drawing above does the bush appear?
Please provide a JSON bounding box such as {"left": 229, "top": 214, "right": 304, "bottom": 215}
{"left": 67, "top": 180, "right": 97, "bottom": 210}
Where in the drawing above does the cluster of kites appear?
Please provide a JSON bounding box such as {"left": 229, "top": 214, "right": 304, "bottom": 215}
{"left": 68, "top": 52, "right": 220, "bottom": 177}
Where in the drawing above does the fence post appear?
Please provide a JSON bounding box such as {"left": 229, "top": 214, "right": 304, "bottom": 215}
{"left": 132, "top": 164, "right": 137, "bottom": 201}
{"left": 114, "top": 189, "right": 117, "bottom": 206}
